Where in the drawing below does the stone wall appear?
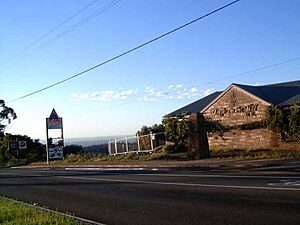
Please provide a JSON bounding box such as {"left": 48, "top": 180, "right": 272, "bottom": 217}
{"left": 208, "top": 128, "right": 278, "bottom": 150}
{"left": 203, "top": 86, "right": 269, "bottom": 125}
{"left": 187, "top": 112, "right": 210, "bottom": 159}
{"left": 208, "top": 128, "right": 300, "bottom": 150}
{"left": 196, "top": 85, "right": 300, "bottom": 150}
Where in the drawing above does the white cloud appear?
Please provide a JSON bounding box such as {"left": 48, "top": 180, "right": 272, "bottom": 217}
{"left": 176, "top": 84, "right": 183, "bottom": 89}
{"left": 70, "top": 92, "right": 98, "bottom": 100}
{"left": 247, "top": 82, "right": 260, "bottom": 86}
{"left": 70, "top": 88, "right": 138, "bottom": 102}
{"left": 168, "top": 84, "right": 174, "bottom": 89}
{"left": 142, "top": 96, "right": 159, "bottom": 102}
{"left": 155, "top": 91, "right": 168, "bottom": 97}
{"left": 97, "top": 90, "right": 115, "bottom": 101}
{"left": 191, "top": 87, "right": 198, "bottom": 93}
{"left": 145, "top": 87, "right": 155, "bottom": 95}
{"left": 202, "top": 88, "right": 215, "bottom": 96}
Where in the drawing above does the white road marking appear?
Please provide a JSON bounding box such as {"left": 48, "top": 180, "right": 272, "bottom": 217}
{"left": 59, "top": 176, "right": 300, "bottom": 191}
{"left": 134, "top": 173, "right": 300, "bottom": 179}
{"left": 64, "top": 167, "right": 160, "bottom": 171}
{"left": 268, "top": 180, "right": 300, "bottom": 187}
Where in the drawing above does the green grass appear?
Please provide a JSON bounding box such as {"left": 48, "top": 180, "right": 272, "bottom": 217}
{"left": 61, "top": 150, "right": 169, "bottom": 162}
{"left": 210, "top": 149, "right": 300, "bottom": 159}
{"left": 0, "top": 160, "right": 28, "bottom": 168}
{"left": 27, "top": 147, "right": 300, "bottom": 166}
{"left": 0, "top": 197, "right": 83, "bottom": 224}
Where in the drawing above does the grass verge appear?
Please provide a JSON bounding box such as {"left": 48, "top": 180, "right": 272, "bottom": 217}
{"left": 210, "top": 148, "right": 300, "bottom": 159}
{"left": 0, "top": 160, "right": 28, "bottom": 168}
{"left": 27, "top": 148, "right": 300, "bottom": 166}
{"left": 0, "top": 197, "right": 83, "bottom": 224}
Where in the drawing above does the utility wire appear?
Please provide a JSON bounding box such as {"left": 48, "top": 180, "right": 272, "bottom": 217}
{"left": 36, "top": 0, "right": 122, "bottom": 51}
{"left": 0, "top": 0, "right": 99, "bottom": 68}
{"left": 66, "top": 55, "right": 300, "bottom": 118}
{"left": 206, "top": 57, "right": 300, "bottom": 84}
{"left": 0, "top": 0, "right": 121, "bottom": 75}
{"left": 9, "top": 0, "right": 240, "bottom": 103}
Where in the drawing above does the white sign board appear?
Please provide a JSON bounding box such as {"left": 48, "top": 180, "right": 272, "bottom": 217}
{"left": 19, "top": 141, "right": 27, "bottom": 150}
{"left": 49, "top": 147, "right": 63, "bottom": 159}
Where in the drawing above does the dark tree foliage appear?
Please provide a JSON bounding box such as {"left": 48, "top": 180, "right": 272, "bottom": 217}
{"left": 83, "top": 144, "right": 109, "bottom": 156}
{"left": 0, "top": 100, "right": 17, "bottom": 133}
{"left": 63, "top": 145, "right": 84, "bottom": 157}
{"left": 266, "top": 104, "right": 300, "bottom": 141}
{"left": 162, "top": 116, "right": 190, "bottom": 152}
{"left": 137, "top": 124, "right": 164, "bottom": 136}
{"left": 0, "top": 134, "right": 45, "bottom": 162}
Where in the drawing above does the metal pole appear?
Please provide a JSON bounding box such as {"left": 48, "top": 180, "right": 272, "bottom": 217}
{"left": 16, "top": 138, "right": 19, "bottom": 163}
{"left": 125, "top": 136, "right": 129, "bottom": 153}
{"left": 45, "top": 118, "right": 50, "bottom": 164}
{"left": 108, "top": 140, "right": 111, "bottom": 155}
{"left": 114, "top": 138, "right": 118, "bottom": 155}
{"left": 60, "top": 118, "right": 64, "bottom": 160}
{"left": 150, "top": 131, "right": 154, "bottom": 151}
{"left": 137, "top": 134, "right": 140, "bottom": 152}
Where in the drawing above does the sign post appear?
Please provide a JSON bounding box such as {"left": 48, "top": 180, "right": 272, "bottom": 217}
{"left": 45, "top": 108, "right": 64, "bottom": 164}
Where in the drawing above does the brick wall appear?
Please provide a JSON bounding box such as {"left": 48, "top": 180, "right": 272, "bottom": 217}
{"left": 202, "top": 85, "right": 300, "bottom": 150}
{"left": 203, "top": 86, "right": 269, "bottom": 125}
{"left": 208, "top": 128, "right": 278, "bottom": 150}
{"left": 208, "top": 128, "right": 300, "bottom": 150}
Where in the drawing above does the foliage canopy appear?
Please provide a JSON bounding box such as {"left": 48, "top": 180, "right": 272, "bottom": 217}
{"left": 0, "top": 100, "right": 17, "bottom": 133}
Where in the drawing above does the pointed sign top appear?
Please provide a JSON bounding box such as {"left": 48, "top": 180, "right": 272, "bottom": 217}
{"left": 49, "top": 108, "right": 59, "bottom": 122}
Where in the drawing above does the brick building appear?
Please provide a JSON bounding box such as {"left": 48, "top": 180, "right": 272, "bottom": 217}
{"left": 167, "top": 80, "right": 300, "bottom": 150}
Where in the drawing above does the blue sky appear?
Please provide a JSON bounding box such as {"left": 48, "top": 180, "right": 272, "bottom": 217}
{"left": 1, "top": 0, "right": 299, "bottom": 139}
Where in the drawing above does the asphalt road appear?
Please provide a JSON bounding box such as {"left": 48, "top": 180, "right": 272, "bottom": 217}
{"left": 0, "top": 167, "right": 300, "bottom": 225}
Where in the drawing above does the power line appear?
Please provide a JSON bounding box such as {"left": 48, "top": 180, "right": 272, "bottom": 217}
{"left": 9, "top": 0, "right": 241, "bottom": 103}
{"left": 0, "top": 0, "right": 122, "bottom": 75}
{"left": 36, "top": 0, "right": 122, "bottom": 51}
{"left": 0, "top": 0, "right": 99, "bottom": 68}
{"left": 66, "top": 56, "right": 300, "bottom": 118}
{"left": 206, "top": 57, "right": 300, "bottom": 84}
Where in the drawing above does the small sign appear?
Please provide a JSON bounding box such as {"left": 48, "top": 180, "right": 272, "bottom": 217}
{"left": 49, "top": 147, "right": 63, "bottom": 159}
{"left": 19, "top": 141, "right": 27, "bottom": 150}
{"left": 9, "top": 142, "right": 17, "bottom": 151}
{"left": 46, "top": 108, "right": 64, "bottom": 163}
{"left": 49, "top": 108, "right": 59, "bottom": 122}
{"left": 47, "top": 118, "right": 62, "bottom": 129}
{"left": 47, "top": 108, "right": 62, "bottom": 129}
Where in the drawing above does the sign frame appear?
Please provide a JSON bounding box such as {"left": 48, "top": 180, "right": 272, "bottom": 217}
{"left": 45, "top": 108, "right": 64, "bottom": 164}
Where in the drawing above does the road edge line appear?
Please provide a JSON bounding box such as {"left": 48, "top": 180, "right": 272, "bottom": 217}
{"left": 0, "top": 195, "right": 105, "bottom": 225}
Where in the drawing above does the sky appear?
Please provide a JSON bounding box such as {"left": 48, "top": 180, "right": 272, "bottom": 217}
{"left": 1, "top": 0, "right": 300, "bottom": 140}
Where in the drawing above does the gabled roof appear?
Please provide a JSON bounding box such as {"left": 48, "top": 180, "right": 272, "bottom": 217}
{"left": 234, "top": 80, "right": 300, "bottom": 105}
{"left": 165, "top": 91, "right": 222, "bottom": 117}
{"left": 279, "top": 93, "right": 300, "bottom": 106}
{"left": 166, "top": 80, "right": 300, "bottom": 117}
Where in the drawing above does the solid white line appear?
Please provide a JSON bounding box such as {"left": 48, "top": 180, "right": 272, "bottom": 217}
{"left": 0, "top": 196, "right": 105, "bottom": 225}
{"left": 134, "top": 174, "right": 300, "bottom": 179}
{"left": 59, "top": 176, "right": 300, "bottom": 192}
{"left": 64, "top": 167, "right": 159, "bottom": 171}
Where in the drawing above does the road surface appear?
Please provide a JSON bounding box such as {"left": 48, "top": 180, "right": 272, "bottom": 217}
{"left": 0, "top": 167, "right": 300, "bottom": 225}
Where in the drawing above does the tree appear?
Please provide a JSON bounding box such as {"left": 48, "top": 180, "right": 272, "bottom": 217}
{"left": 0, "top": 100, "right": 17, "bottom": 133}
{"left": 137, "top": 124, "right": 164, "bottom": 136}
{"left": 64, "top": 145, "right": 84, "bottom": 157}
{"left": 265, "top": 104, "right": 300, "bottom": 141}
{"left": 162, "top": 116, "right": 190, "bottom": 152}
{"left": 0, "top": 133, "right": 45, "bottom": 162}
{"left": 287, "top": 104, "right": 300, "bottom": 140}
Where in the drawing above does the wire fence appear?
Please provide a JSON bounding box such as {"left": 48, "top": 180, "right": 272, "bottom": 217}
{"left": 108, "top": 132, "right": 166, "bottom": 155}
